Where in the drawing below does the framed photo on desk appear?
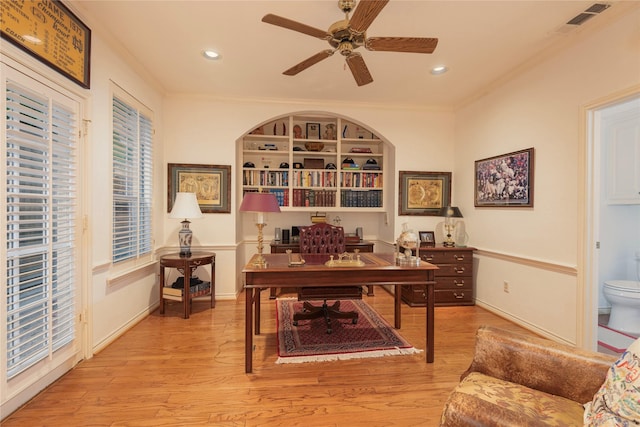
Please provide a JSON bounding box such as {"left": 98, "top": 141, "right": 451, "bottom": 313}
{"left": 419, "top": 231, "right": 435, "bottom": 247}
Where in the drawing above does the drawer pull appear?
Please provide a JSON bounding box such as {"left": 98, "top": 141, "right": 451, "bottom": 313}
{"left": 423, "top": 255, "right": 434, "bottom": 261}
{"left": 455, "top": 267, "right": 465, "bottom": 274}
{"left": 453, "top": 292, "right": 465, "bottom": 299}
{"left": 454, "top": 255, "right": 465, "bottom": 261}
{"left": 454, "top": 280, "right": 465, "bottom": 287}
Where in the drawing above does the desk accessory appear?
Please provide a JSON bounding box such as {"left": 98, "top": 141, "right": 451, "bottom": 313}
{"left": 239, "top": 192, "right": 281, "bottom": 267}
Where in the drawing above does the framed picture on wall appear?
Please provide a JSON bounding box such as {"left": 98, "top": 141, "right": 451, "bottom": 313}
{"left": 399, "top": 171, "right": 452, "bottom": 216}
{"left": 168, "top": 163, "right": 231, "bottom": 213}
{"left": 474, "top": 147, "right": 534, "bottom": 207}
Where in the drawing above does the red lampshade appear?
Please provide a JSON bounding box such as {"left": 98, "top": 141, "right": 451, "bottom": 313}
{"left": 239, "top": 192, "right": 281, "bottom": 213}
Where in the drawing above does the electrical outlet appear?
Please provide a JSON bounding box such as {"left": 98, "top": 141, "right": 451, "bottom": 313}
{"left": 503, "top": 281, "right": 510, "bottom": 293}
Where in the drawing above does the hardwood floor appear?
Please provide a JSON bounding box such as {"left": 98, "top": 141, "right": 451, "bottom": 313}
{"left": 2, "top": 290, "right": 533, "bottom": 426}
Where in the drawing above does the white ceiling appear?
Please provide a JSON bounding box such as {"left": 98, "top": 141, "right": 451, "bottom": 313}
{"left": 73, "top": 0, "right": 633, "bottom": 109}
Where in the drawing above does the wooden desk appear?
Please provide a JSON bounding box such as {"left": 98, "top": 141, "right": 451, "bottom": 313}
{"left": 269, "top": 240, "right": 375, "bottom": 297}
{"left": 159, "top": 252, "right": 215, "bottom": 319}
{"left": 242, "top": 252, "right": 437, "bottom": 373}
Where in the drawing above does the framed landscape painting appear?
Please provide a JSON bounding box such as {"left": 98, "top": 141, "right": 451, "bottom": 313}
{"left": 168, "top": 163, "right": 231, "bottom": 213}
{"left": 474, "top": 148, "right": 534, "bottom": 207}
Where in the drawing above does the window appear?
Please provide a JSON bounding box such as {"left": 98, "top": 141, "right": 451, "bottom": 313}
{"left": 112, "top": 90, "right": 153, "bottom": 263}
{"left": 3, "top": 73, "right": 79, "bottom": 379}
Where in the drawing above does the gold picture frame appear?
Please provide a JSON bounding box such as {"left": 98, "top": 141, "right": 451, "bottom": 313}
{"left": 168, "top": 163, "right": 231, "bottom": 213}
{"left": 399, "top": 171, "right": 452, "bottom": 216}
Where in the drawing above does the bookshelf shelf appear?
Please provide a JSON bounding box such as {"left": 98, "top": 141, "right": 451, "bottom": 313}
{"left": 240, "top": 114, "right": 385, "bottom": 211}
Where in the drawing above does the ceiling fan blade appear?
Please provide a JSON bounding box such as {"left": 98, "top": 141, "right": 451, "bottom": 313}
{"left": 283, "top": 50, "right": 334, "bottom": 76}
{"left": 365, "top": 37, "right": 439, "bottom": 53}
{"left": 262, "top": 14, "right": 329, "bottom": 40}
{"left": 346, "top": 53, "right": 373, "bottom": 86}
{"left": 349, "top": 0, "right": 389, "bottom": 34}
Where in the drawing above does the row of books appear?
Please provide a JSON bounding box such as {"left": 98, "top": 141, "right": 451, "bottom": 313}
{"left": 340, "top": 189, "right": 383, "bottom": 207}
{"left": 243, "top": 188, "right": 289, "bottom": 207}
{"left": 292, "top": 170, "right": 337, "bottom": 188}
{"left": 162, "top": 280, "right": 211, "bottom": 300}
{"left": 242, "top": 170, "right": 288, "bottom": 187}
{"left": 292, "top": 189, "right": 336, "bottom": 207}
{"left": 242, "top": 188, "right": 382, "bottom": 207}
{"left": 341, "top": 172, "right": 383, "bottom": 188}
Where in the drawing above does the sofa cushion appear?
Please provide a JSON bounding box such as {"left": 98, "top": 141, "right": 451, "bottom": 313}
{"left": 440, "top": 372, "right": 585, "bottom": 427}
{"left": 584, "top": 337, "right": 640, "bottom": 426}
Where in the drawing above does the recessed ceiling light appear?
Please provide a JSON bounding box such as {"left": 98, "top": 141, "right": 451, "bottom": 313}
{"left": 203, "top": 49, "right": 221, "bottom": 60}
{"left": 430, "top": 65, "right": 448, "bottom": 75}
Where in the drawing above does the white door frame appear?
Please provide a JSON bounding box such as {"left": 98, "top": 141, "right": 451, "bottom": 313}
{"left": 579, "top": 84, "right": 640, "bottom": 349}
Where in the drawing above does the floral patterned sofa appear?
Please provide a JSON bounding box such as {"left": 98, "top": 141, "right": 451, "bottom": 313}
{"left": 439, "top": 325, "right": 640, "bottom": 426}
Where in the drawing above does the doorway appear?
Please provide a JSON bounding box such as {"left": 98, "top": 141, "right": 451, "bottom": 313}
{"left": 582, "top": 88, "right": 640, "bottom": 353}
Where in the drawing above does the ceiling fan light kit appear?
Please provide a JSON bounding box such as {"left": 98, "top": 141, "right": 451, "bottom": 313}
{"left": 262, "top": 0, "right": 438, "bottom": 86}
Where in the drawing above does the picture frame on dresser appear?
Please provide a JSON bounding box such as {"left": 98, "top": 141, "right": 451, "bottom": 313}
{"left": 474, "top": 147, "right": 534, "bottom": 207}
{"left": 168, "top": 163, "right": 231, "bottom": 213}
{"left": 399, "top": 171, "right": 452, "bottom": 216}
{"left": 419, "top": 231, "right": 436, "bottom": 247}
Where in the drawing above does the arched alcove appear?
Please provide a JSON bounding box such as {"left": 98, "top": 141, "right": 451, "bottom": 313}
{"left": 236, "top": 111, "right": 396, "bottom": 266}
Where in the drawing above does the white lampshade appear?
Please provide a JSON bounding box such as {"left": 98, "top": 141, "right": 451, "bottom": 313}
{"left": 170, "top": 192, "right": 203, "bottom": 219}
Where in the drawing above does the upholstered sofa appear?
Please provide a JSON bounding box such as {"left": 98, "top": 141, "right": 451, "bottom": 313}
{"left": 439, "top": 325, "right": 624, "bottom": 426}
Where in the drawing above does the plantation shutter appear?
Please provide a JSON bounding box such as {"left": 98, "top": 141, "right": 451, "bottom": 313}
{"left": 5, "top": 79, "right": 78, "bottom": 379}
{"left": 112, "top": 94, "right": 153, "bottom": 263}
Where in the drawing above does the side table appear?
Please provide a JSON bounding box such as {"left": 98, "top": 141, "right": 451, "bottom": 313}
{"left": 159, "top": 252, "right": 215, "bottom": 319}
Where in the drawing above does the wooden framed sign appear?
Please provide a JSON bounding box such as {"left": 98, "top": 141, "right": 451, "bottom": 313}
{"left": 1, "top": 0, "right": 91, "bottom": 88}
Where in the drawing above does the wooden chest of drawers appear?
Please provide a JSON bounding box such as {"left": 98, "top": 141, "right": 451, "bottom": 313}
{"left": 401, "top": 246, "right": 475, "bottom": 307}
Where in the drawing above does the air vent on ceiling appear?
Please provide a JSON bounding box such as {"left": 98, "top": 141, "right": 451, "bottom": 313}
{"left": 566, "top": 3, "right": 611, "bottom": 26}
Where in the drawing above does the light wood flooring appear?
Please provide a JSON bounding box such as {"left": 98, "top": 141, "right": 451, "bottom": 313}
{"left": 2, "top": 290, "right": 534, "bottom": 427}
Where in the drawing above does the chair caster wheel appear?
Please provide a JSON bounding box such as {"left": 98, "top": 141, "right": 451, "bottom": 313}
{"left": 352, "top": 319, "right": 358, "bottom": 324}
{"left": 327, "top": 329, "right": 332, "bottom": 334}
{"left": 293, "top": 320, "right": 298, "bottom": 326}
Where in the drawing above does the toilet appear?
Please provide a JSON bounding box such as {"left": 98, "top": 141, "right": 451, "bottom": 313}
{"left": 603, "top": 280, "right": 640, "bottom": 335}
{"left": 603, "top": 252, "right": 640, "bottom": 336}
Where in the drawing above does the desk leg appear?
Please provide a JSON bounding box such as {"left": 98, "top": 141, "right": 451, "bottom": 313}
{"left": 183, "top": 263, "right": 191, "bottom": 319}
{"left": 394, "top": 284, "right": 401, "bottom": 329}
{"left": 426, "top": 282, "right": 435, "bottom": 363}
{"left": 210, "top": 262, "right": 216, "bottom": 308}
{"left": 159, "top": 265, "right": 165, "bottom": 314}
{"left": 255, "top": 288, "right": 261, "bottom": 335}
{"left": 245, "top": 288, "right": 253, "bottom": 373}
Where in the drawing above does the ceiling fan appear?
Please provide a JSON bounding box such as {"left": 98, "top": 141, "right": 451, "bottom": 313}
{"left": 262, "top": 0, "right": 438, "bottom": 86}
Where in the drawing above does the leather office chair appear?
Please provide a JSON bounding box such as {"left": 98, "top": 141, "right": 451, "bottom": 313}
{"left": 293, "top": 223, "right": 361, "bottom": 333}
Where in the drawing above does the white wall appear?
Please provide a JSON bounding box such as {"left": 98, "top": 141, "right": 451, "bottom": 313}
{"left": 455, "top": 8, "right": 640, "bottom": 343}
{"left": 163, "top": 97, "right": 455, "bottom": 296}
{"left": 84, "top": 24, "right": 166, "bottom": 351}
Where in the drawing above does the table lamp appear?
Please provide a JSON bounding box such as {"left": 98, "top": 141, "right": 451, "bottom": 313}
{"left": 239, "top": 192, "right": 281, "bottom": 267}
{"left": 438, "top": 206, "right": 463, "bottom": 247}
{"left": 169, "top": 192, "right": 203, "bottom": 257}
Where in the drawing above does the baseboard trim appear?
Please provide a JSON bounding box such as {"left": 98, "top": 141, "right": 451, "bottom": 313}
{"left": 475, "top": 299, "right": 576, "bottom": 346}
{"left": 92, "top": 304, "right": 158, "bottom": 354}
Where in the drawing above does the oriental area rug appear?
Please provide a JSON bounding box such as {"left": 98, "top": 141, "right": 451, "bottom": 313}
{"left": 276, "top": 298, "right": 421, "bottom": 364}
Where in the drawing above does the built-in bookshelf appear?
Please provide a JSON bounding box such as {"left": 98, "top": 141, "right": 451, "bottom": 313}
{"left": 241, "top": 114, "right": 385, "bottom": 211}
